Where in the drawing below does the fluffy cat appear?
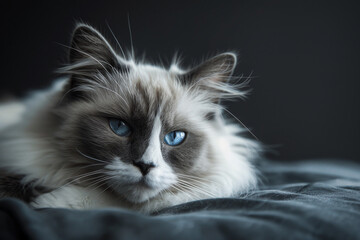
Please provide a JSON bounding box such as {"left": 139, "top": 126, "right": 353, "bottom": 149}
{"left": 0, "top": 24, "right": 261, "bottom": 213}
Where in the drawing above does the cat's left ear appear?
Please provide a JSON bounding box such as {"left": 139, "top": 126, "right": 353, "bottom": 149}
{"left": 180, "top": 52, "right": 237, "bottom": 85}
{"left": 179, "top": 53, "right": 238, "bottom": 106}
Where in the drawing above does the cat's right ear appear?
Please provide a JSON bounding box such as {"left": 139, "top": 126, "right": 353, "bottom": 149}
{"left": 60, "top": 24, "right": 128, "bottom": 101}
{"left": 66, "top": 23, "right": 131, "bottom": 74}
{"left": 69, "top": 23, "right": 119, "bottom": 67}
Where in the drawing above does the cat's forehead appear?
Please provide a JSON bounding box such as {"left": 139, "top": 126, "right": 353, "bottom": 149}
{"left": 130, "top": 64, "right": 181, "bottom": 92}
{"left": 126, "top": 66, "right": 193, "bottom": 122}
{"left": 89, "top": 64, "right": 209, "bottom": 127}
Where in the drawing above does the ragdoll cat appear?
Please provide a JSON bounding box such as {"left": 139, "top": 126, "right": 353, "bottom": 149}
{"left": 0, "top": 24, "right": 260, "bottom": 213}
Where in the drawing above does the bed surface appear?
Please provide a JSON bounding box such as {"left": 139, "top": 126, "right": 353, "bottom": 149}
{"left": 1, "top": 160, "right": 359, "bottom": 240}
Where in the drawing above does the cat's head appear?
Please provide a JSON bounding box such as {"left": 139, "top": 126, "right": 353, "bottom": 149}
{"left": 56, "top": 24, "right": 248, "bottom": 203}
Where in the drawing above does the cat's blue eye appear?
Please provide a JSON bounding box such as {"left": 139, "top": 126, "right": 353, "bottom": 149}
{"left": 109, "top": 118, "right": 131, "bottom": 137}
{"left": 164, "top": 131, "right": 186, "bottom": 146}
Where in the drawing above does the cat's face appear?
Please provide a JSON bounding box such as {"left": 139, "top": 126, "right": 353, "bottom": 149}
{"left": 61, "top": 71, "right": 211, "bottom": 203}
{"left": 56, "top": 24, "right": 239, "bottom": 203}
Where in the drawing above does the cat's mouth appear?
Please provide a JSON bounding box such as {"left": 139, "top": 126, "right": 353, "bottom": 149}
{"left": 102, "top": 162, "right": 178, "bottom": 204}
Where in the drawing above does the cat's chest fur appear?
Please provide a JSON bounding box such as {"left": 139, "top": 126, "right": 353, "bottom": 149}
{"left": 0, "top": 23, "right": 260, "bottom": 213}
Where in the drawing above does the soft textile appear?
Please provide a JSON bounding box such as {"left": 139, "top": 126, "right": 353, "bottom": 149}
{"left": 1, "top": 160, "right": 359, "bottom": 240}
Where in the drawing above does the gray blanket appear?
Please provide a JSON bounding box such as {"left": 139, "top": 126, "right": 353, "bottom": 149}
{"left": 1, "top": 160, "right": 359, "bottom": 240}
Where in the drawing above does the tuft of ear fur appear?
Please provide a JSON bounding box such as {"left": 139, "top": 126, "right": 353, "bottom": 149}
{"left": 69, "top": 23, "right": 118, "bottom": 67}
{"left": 180, "top": 53, "right": 248, "bottom": 102}
{"left": 58, "top": 23, "right": 129, "bottom": 102}
{"left": 184, "top": 53, "right": 237, "bottom": 84}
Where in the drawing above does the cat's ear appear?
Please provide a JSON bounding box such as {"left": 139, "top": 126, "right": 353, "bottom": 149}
{"left": 69, "top": 23, "right": 119, "bottom": 68}
{"left": 181, "top": 53, "right": 237, "bottom": 85}
{"left": 180, "top": 53, "right": 239, "bottom": 104}
{"left": 59, "top": 24, "right": 129, "bottom": 102}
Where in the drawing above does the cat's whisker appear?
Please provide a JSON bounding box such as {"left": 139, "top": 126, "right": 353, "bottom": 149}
{"left": 176, "top": 173, "right": 207, "bottom": 179}
{"left": 176, "top": 182, "right": 217, "bottom": 199}
{"left": 90, "top": 177, "right": 118, "bottom": 202}
{"left": 93, "top": 182, "right": 114, "bottom": 203}
{"left": 177, "top": 176, "right": 214, "bottom": 187}
{"left": 86, "top": 176, "right": 121, "bottom": 200}
{"left": 76, "top": 149, "right": 109, "bottom": 164}
{"left": 85, "top": 181, "right": 109, "bottom": 194}
{"left": 162, "top": 189, "right": 177, "bottom": 201}
{"left": 177, "top": 175, "right": 215, "bottom": 185}
{"left": 77, "top": 163, "right": 105, "bottom": 169}
{"left": 175, "top": 184, "right": 203, "bottom": 199}
{"left": 176, "top": 179, "right": 217, "bottom": 198}
{"left": 74, "top": 169, "right": 105, "bottom": 178}
{"left": 63, "top": 174, "right": 106, "bottom": 188}
{"left": 60, "top": 169, "right": 104, "bottom": 183}
{"left": 105, "top": 21, "right": 126, "bottom": 59}
{"left": 86, "top": 175, "right": 116, "bottom": 190}
{"left": 178, "top": 181, "right": 211, "bottom": 194}
{"left": 176, "top": 173, "right": 215, "bottom": 183}
{"left": 222, "top": 108, "right": 259, "bottom": 141}
{"left": 169, "top": 184, "right": 194, "bottom": 199}
{"left": 158, "top": 188, "right": 169, "bottom": 200}
{"left": 127, "top": 14, "right": 135, "bottom": 59}
{"left": 177, "top": 183, "right": 215, "bottom": 198}
{"left": 56, "top": 169, "right": 107, "bottom": 190}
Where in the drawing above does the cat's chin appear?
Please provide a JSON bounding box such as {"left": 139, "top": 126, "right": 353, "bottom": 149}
{"left": 107, "top": 178, "right": 166, "bottom": 204}
{"left": 113, "top": 184, "right": 163, "bottom": 204}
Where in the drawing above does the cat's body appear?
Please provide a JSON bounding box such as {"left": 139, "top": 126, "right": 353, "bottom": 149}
{"left": 0, "top": 24, "right": 260, "bottom": 213}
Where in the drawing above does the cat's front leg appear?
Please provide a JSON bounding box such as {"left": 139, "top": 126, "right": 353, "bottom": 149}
{"left": 30, "top": 185, "right": 125, "bottom": 209}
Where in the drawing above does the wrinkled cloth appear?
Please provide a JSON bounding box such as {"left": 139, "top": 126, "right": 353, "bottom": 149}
{"left": 0, "top": 160, "right": 359, "bottom": 240}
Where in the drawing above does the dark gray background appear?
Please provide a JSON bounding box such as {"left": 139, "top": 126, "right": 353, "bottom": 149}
{"left": 1, "top": 0, "right": 359, "bottom": 161}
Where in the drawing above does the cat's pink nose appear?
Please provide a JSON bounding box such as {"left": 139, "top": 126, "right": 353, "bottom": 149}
{"left": 132, "top": 161, "right": 155, "bottom": 176}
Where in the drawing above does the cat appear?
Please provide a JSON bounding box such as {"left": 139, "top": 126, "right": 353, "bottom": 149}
{"left": 0, "top": 23, "right": 261, "bottom": 213}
